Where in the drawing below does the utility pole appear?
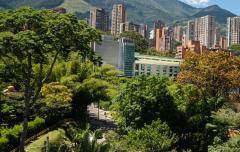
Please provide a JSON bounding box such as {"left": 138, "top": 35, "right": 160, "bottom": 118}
{"left": 98, "top": 100, "right": 100, "bottom": 120}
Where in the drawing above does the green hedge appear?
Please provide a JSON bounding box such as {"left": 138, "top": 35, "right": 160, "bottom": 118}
{"left": 0, "top": 117, "right": 45, "bottom": 151}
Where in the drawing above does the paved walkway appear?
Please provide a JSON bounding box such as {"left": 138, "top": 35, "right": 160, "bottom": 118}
{"left": 87, "top": 104, "right": 117, "bottom": 131}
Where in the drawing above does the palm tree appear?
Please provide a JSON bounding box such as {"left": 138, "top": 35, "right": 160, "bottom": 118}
{"left": 72, "top": 128, "right": 109, "bottom": 152}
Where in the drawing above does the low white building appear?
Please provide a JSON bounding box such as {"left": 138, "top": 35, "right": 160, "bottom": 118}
{"left": 134, "top": 53, "right": 183, "bottom": 77}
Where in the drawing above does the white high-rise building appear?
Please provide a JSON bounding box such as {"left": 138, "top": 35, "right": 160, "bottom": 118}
{"left": 227, "top": 17, "right": 240, "bottom": 47}
{"left": 194, "top": 15, "right": 216, "bottom": 48}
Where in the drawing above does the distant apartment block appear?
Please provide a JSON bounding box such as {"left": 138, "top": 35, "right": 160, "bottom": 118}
{"left": 194, "top": 15, "right": 216, "bottom": 48}
{"left": 120, "top": 21, "right": 140, "bottom": 33}
{"left": 89, "top": 8, "right": 109, "bottom": 32}
{"left": 155, "top": 27, "right": 174, "bottom": 52}
{"left": 154, "top": 20, "right": 165, "bottom": 29}
{"left": 219, "top": 37, "right": 227, "bottom": 49}
{"left": 176, "top": 40, "right": 207, "bottom": 59}
{"left": 111, "top": 4, "right": 127, "bottom": 35}
{"left": 152, "top": 20, "right": 165, "bottom": 47}
{"left": 186, "top": 21, "right": 195, "bottom": 42}
{"left": 134, "top": 53, "right": 182, "bottom": 77}
{"left": 174, "top": 26, "right": 184, "bottom": 42}
{"left": 94, "top": 35, "right": 135, "bottom": 77}
{"left": 140, "top": 24, "right": 148, "bottom": 39}
{"left": 227, "top": 16, "right": 240, "bottom": 47}
{"left": 214, "top": 27, "right": 221, "bottom": 47}
{"left": 120, "top": 22, "right": 148, "bottom": 39}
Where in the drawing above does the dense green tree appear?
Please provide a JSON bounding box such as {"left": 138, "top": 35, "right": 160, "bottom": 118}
{"left": 207, "top": 107, "right": 240, "bottom": 151}
{"left": 208, "top": 136, "right": 240, "bottom": 152}
{"left": 168, "top": 84, "right": 225, "bottom": 151}
{"left": 112, "top": 76, "right": 183, "bottom": 132}
{"left": 145, "top": 48, "right": 176, "bottom": 57}
{"left": 125, "top": 119, "right": 177, "bottom": 152}
{"left": 106, "top": 120, "right": 177, "bottom": 152}
{"left": 174, "top": 41, "right": 182, "bottom": 49}
{"left": 119, "top": 31, "right": 148, "bottom": 53}
{"left": 229, "top": 44, "right": 240, "bottom": 53}
{"left": 0, "top": 7, "right": 101, "bottom": 151}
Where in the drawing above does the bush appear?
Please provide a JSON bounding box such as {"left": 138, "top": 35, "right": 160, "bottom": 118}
{"left": 0, "top": 117, "right": 45, "bottom": 151}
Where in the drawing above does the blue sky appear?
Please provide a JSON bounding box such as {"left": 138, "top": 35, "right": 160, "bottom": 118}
{"left": 180, "top": 0, "right": 240, "bottom": 15}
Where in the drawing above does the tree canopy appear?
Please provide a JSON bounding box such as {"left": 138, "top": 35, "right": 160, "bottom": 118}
{"left": 119, "top": 31, "right": 148, "bottom": 53}
{"left": 177, "top": 51, "right": 240, "bottom": 101}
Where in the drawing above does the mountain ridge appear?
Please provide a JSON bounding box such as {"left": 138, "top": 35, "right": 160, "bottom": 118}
{"left": 0, "top": 0, "right": 236, "bottom": 25}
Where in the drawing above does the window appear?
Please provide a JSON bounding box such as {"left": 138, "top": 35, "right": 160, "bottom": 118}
{"left": 141, "top": 64, "right": 145, "bottom": 71}
{"left": 163, "top": 66, "right": 167, "bottom": 73}
{"left": 135, "top": 64, "right": 139, "bottom": 70}
{"left": 156, "top": 65, "right": 161, "bottom": 72}
{"left": 147, "top": 64, "right": 151, "bottom": 71}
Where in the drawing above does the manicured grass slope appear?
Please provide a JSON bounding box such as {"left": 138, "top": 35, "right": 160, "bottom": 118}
{"left": 26, "top": 129, "right": 70, "bottom": 152}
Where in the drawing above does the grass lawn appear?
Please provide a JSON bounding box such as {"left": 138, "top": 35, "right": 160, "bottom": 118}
{"left": 25, "top": 129, "right": 70, "bottom": 152}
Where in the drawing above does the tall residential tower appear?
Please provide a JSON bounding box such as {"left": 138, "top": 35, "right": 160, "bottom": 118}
{"left": 227, "top": 17, "right": 240, "bottom": 47}
{"left": 89, "top": 8, "right": 109, "bottom": 32}
{"left": 194, "top": 15, "right": 216, "bottom": 48}
{"left": 111, "top": 4, "right": 127, "bottom": 35}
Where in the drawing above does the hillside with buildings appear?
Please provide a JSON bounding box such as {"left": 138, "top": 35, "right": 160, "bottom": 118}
{"left": 89, "top": 3, "right": 240, "bottom": 78}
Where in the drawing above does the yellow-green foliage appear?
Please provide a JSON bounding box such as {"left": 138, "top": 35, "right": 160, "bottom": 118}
{"left": 41, "top": 82, "right": 73, "bottom": 105}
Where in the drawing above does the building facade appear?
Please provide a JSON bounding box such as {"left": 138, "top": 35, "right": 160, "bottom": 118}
{"left": 194, "top": 15, "right": 216, "bottom": 48}
{"left": 227, "top": 16, "right": 240, "bottom": 47}
{"left": 120, "top": 21, "right": 140, "bottom": 33}
{"left": 186, "top": 21, "right": 195, "bottom": 42}
{"left": 174, "top": 26, "right": 184, "bottom": 42}
{"left": 134, "top": 53, "right": 182, "bottom": 77}
{"left": 214, "top": 27, "right": 221, "bottom": 47}
{"left": 111, "top": 4, "right": 127, "bottom": 35}
{"left": 90, "top": 8, "right": 109, "bottom": 32}
{"left": 219, "top": 37, "right": 227, "bottom": 49}
{"left": 119, "top": 38, "right": 135, "bottom": 76}
{"left": 94, "top": 35, "right": 120, "bottom": 68}
{"left": 176, "top": 40, "right": 201, "bottom": 59}
{"left": 155, "top": 27, "right": 174, "bottom": 52}
{"left": 140, "top": 24, "right": 148, "bottom": 39}
{"left": 94, "top": 35, "right": 135, "bottom": 76}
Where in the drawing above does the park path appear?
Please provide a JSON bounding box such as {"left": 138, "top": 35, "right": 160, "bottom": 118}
{"left": 87, "top": 104, "right": 117, "bottom": 131}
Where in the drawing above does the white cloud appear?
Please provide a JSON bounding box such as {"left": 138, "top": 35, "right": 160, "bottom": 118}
{"left": 184, "top": 0, "right": 210, "bottom": 6}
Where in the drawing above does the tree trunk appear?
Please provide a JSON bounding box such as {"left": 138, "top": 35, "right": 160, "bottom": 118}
{"left": 19, "top": 54, "right": 32, "bottom": 152}
{"left": 19, "top": 89, "right": 31, "bottom": 152}
{"left": 19, "top": 117, "right": 29, "bottom": 152}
